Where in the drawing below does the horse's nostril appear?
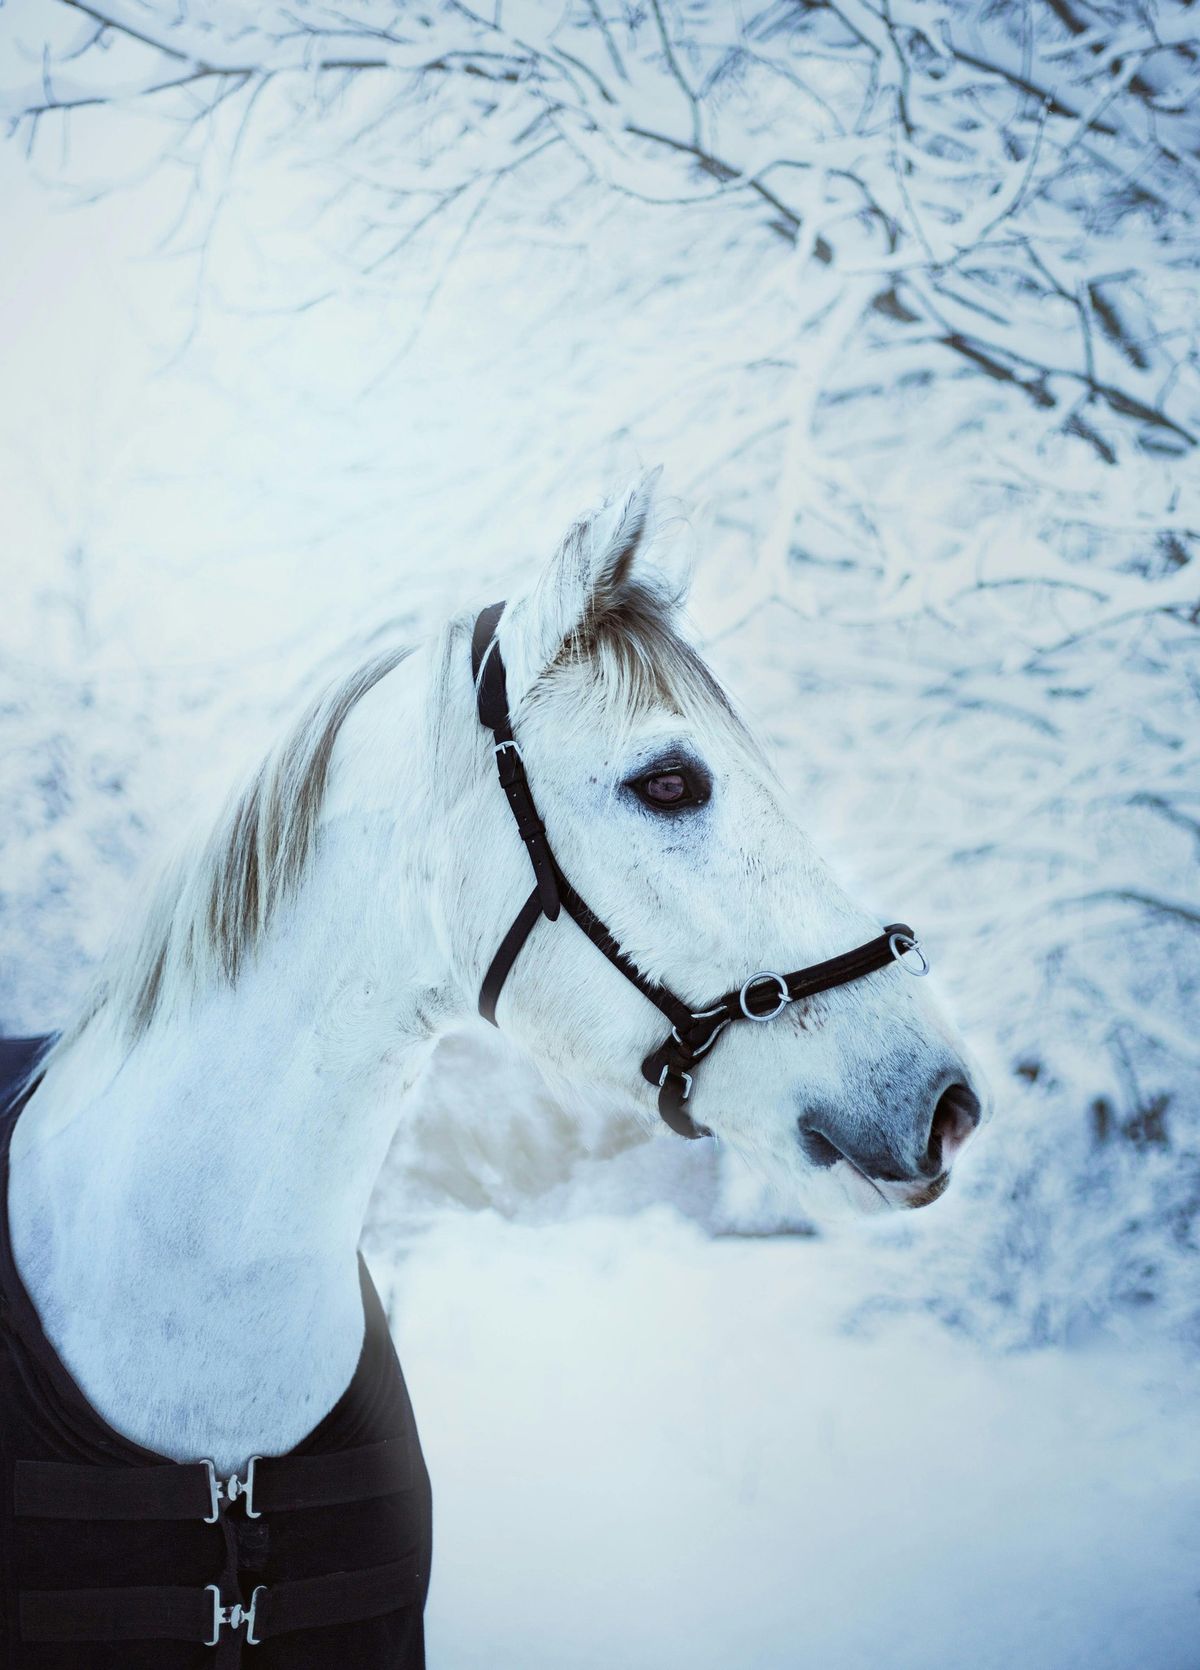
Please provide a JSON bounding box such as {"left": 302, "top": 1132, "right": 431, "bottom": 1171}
{"left": 924, "top": 1082, "right": 982, "bottom": 1175}
{"left": 801, "top": 1079, "right": 981, "bottom": 1184}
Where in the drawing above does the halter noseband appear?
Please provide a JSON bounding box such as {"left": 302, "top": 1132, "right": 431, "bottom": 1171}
{"left": 471, "top": 602, "right": 929, "bottom": 1141}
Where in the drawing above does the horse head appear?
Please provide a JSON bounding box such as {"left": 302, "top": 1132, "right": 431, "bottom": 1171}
{"left": 441, "top": 471, "right": 989, "bottom": 1216}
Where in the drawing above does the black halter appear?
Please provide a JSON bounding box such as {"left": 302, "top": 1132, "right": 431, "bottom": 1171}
{"left": 471, "top": 602, "right": 929, "bottom": 1141}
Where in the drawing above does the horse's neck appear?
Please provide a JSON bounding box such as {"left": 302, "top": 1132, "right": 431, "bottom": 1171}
{"left": 9, "top": 832, "right": 451, "bottom": 1474}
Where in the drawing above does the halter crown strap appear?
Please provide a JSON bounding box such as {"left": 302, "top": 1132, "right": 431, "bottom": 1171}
{"left": 470, "top": 603, "right": 927, "bottom": 1143}
{"left": 472, "top": 602, "right": 561, "bottom": 923}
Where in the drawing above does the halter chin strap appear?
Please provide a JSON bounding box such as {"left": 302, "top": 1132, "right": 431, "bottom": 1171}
{"left": 471, "top": 603, "right": 929, "bottom": 1141}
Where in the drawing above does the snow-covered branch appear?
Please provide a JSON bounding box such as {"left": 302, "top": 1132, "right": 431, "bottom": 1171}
{"left": 6, "top": 1, "right": 1198, "bottom": 457}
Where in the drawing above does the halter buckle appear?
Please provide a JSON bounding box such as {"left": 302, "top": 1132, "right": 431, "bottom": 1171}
{"left": 493, "top": 738, "right": 524, "bottom": 788}
{"left": 888, "top": 932, "right": 930, "bottom": 976}
{"left": 738, "top": 972, "right": 790, "bottom": 1021}
{"left": 202, "top": 1456, "right": 261, "bottom": 1522}
{"left": 206, "top": 1583, "right": 265, "bottom": 1647}
{"left": 658, "top": 1064, "right": 693, "bottom": 1102}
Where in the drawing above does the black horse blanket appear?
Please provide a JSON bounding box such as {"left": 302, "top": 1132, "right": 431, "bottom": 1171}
{"left": 0, "top": 1037, "right": 432, "bottom": 1669}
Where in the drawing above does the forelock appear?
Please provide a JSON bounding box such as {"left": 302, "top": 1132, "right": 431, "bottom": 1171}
{"left": 528, "top": 581, "right": 758, "bottom": 760}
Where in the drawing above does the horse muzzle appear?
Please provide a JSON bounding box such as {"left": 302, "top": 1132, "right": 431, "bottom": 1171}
{"left": 797, "top": 1071, "right": 984, "bottom": 1207}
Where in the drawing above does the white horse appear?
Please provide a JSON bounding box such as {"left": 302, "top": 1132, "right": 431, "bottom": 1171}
{"left": 9, "top": 472, "right": 987, "bottom": 1480}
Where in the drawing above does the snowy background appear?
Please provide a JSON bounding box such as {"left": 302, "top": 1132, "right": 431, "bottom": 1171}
{"left": 2, "top": 3, "right": 1198, "bottom": 1665}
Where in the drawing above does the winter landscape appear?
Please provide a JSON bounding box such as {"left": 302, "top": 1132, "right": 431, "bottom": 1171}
{"left": 2, "top": 3, "right": 1198, "bottom": 1666}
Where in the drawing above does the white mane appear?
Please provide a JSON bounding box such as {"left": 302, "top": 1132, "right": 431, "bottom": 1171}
{"left": 45, "top": 644, "right": 412, "bottom": 1068}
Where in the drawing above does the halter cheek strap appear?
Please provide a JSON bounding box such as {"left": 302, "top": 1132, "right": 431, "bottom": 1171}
{"left": 471, "top": 603, "right": 929, "bottom": 1142}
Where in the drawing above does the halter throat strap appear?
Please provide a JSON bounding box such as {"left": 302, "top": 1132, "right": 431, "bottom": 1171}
{"left": 470, "top": 603, "right": 926, "bottom": 1142}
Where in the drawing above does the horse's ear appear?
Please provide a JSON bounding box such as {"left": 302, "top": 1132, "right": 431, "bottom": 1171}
{"left": 502, "top": 467, "right": 690, "bottom": 695}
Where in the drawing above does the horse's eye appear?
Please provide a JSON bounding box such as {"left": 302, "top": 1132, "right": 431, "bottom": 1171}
{"left": 631, "top": 765, "right": 708, "bottom": 811}
{"left": 645, "top": 772, "right": 687, "bottom": 804}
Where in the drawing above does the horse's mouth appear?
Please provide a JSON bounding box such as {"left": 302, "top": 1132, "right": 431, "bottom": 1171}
{"left": 837, "top": 1156, "right": 953, "bottom": 1214}
{"left": 904, "top": 1171, "right": 951, "bottom": 1209}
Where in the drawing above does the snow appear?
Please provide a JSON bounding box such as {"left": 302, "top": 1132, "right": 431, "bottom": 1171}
{"left": 377, "top": 1208, "right": 1200, "bottom": 1670}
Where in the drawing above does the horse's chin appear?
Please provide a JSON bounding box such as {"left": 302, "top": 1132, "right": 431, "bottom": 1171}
{"left": 829, "top": 1165, "right": 897, "bottom": 1217}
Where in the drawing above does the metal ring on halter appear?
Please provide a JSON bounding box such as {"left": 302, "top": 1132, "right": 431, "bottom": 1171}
{"left": 888, "top": 931, "right": 930, "bottom": 976}
{"left": 738, "top": 972, "right": 790, "bottom": 1021}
